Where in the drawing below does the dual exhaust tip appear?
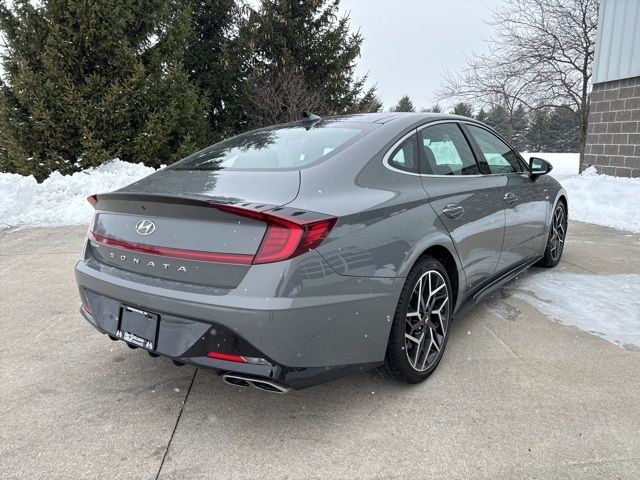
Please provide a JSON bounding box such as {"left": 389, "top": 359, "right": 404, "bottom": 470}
{"left": 222, "top": 373, "right": 290, "bottom": 394}
{"left": 109, "top": 334, "right": 288, "bottom": 394}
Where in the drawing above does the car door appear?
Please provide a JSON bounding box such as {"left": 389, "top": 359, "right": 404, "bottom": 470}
{"left": 463, "top": 123, "right": 548, "bottom": 272}
{"left": 418, "top": 122, "right": 505, "bottom": 290}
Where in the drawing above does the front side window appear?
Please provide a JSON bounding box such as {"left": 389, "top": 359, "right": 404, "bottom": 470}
{"left": 466, "top": 125, "right": 524, "bottom": 174}
{"left": 388, "top": 134, "right": 418, "bottom": 172}
{"left": 170, "top": 121, "right": 373, "bottom": 171}
{"left": 419, "top": 123, "right": 480, "bottom": 175}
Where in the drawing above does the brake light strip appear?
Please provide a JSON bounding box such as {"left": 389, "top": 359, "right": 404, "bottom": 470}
{"left": 87, "top": 231, "right": 254, "bottom": 265}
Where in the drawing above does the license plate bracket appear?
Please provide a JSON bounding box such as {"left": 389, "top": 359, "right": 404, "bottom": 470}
{"left": 116, "top": 306, "right": 159, "bottom": 350}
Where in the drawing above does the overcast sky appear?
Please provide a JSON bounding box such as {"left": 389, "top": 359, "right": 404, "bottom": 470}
{"left": 339, "top": 0, "right": 503, "bottom": 111}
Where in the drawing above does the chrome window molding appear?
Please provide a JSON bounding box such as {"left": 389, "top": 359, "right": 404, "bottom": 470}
{"left": 382, "top": 129, "right": 422, "bottom": 176}
{"left": 382, "top": 119, "right": 526, "bottom": 178}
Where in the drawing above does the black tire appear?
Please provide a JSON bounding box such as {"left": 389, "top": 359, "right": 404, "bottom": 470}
{"left": 379, "top": 256, "right": 452, "bottom": 384}
{"left": 537, "top": 201, "right": 568, "bottom": 268}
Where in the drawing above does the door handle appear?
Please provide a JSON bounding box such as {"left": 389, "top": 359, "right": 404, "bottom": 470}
{"left": 442, "top": 204, "right": 465, "bottom": 219}
{"left": 503, "top": 192, "right": 518, "bottom": 205}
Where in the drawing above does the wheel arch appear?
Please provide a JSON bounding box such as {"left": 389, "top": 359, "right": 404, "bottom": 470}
{"left": 415, "top": 244, "right": 462, "bottom": 312}
{"left": 550, "top": 188, "right": 568, "bottom": 236}
{"left": 557, "top": 192, "right": 568, "bottom": 213}
{"left": 554, "top": 187, "right": 568, "bottom": 209}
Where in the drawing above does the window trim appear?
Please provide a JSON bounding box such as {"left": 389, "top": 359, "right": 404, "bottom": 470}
{"left": 382, "top": 119, "right": 529, "bottom": 178}
{"left": 382, "top": 130, "right": 421, "bottom": 176}
{"left": 387, "top": 132, "right": 420, "bottom": 173}
{"left": 383, "top": 121, "right": 482, "bottom": 177}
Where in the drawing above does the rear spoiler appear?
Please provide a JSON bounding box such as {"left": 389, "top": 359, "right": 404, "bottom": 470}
{"left": 87, "top": 192, "right": 278, "bottom": 214}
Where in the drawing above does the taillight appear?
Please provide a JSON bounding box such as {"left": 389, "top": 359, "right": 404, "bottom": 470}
{"left": 214, "top": 204, "right": 337, "bottom": 264}
{"left": 87, "top": 194, "right": 98, "bottom": 207}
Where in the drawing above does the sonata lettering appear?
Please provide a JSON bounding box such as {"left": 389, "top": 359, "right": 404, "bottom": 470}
{"left": 103, "top": 250, "right": 188, "bottom": 273}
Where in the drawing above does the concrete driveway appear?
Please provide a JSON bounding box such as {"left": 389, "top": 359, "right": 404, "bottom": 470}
{"left": 1, "top": 221, "right": 639, "bottom": 479}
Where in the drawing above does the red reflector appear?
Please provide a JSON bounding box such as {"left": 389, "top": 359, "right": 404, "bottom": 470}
{"left": 87, "top": 194, "right": 98, "bottom": 207}
{"left": 80, "top": 289, "right": 92, "bottom": 314}
{"left": 206, "top": 351, "right": 246, "bottom": 363}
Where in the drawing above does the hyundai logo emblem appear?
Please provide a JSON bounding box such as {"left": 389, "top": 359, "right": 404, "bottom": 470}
{"left": 135, "top": 220, "right": 156, "bottom": 236}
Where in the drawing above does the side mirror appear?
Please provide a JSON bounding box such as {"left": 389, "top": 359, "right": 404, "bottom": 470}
{"left": 529, "top": 157, "right": 553, "bottom": 178}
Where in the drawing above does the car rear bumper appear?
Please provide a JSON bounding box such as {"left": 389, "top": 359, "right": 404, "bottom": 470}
{"left": 74, "top": 256, "right": 404, "bottom": 389}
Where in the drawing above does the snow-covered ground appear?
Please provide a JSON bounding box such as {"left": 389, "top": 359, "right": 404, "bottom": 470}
{"left": 0, "top": 160, "right": 159, "bottom": 230}
{"left": 489, "top": 270, "right": 640, "bottom": 350}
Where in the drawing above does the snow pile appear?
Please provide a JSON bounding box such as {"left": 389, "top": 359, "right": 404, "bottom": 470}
{"left": 520, "top": 152, "right": 640, "bottom": 233}
{"left": 1, "top": 154, "right": 639, "bottom": 233}
{"left": 494, "top": 270, "right": 640, "bottom": 349}
{"left": 0, "top": 160, "right": 158, "bottom": 230}
{"left": 561, "top": 166, "right": 640, "bottom": 233}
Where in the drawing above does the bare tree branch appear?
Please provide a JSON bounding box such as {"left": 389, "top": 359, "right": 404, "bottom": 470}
{"left": 246, "top": 70, "right": 331, "bottom": 126}
{"left": 438, "top": 0, "right": 598, "bottom": 163}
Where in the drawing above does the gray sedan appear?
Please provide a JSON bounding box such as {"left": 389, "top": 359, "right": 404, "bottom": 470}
{"left": 75, "top": 113, "right": 567, "bottom": 392}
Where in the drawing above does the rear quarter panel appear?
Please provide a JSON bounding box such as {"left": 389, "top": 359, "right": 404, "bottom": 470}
{"left": 292, "top": 120, "right": 464, "bottom": 282}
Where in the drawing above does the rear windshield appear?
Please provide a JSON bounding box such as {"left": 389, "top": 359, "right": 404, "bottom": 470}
{"left": 171, "top": 121, "right": 373, "bottom": 171}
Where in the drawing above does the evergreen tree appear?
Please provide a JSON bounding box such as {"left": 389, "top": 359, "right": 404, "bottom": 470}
{"left": 185, "top": 0, "right": 244, "bottom": 141}
{"left": 510, "top": 104, "right": 529, "bottom": 151}
{"left": 392, "top": 95, "right": 416, "bottom": 112}
{"left": 485, "top": 105, "right": 511, "bottom": 141}
{"left": 475, "top": 108, "right": 488, "bottom": 123}
{"left": 354, "top": 90, "right": 383, "bottom": 113}
{"left": 451, "top": 102, "right": 474, "bottom": 118}
{"left": 548, "top": 106, "right": 580, "bottom": 152}
{"left": 419, "top": 104, "right": 442, "bottom": 113}
{"left": 527, "top": 108, "right": 551, "bottom": 152}
{"left": 238, "top": 0, "right": 376, "bottom": 126}
{"left": 0, "top": 0, "right": 209, "bottom": 180}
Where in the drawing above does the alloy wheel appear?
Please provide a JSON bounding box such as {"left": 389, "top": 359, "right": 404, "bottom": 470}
{"left": 549, "top": 203, "right": 566, "bottom": 261}
{"left": 405, "top": 270, "right": 450, "bottom": 372}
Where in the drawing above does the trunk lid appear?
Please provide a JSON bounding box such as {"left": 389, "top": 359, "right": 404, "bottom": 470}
{"left": 86, "top": 170, "right": 300, "bottom": 288}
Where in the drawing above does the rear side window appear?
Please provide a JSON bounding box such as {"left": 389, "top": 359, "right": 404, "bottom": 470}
{"left": 466, "top": 125, "right": 524, "bottom": 174}
{"left": 419, "top": 123, "right": 480, "bottom": 175}
{"left": 171, "top": 121, "right": 372, "bottom": 170}
{"left": 388, "top": 134, "right": 418, "bottom": 173}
